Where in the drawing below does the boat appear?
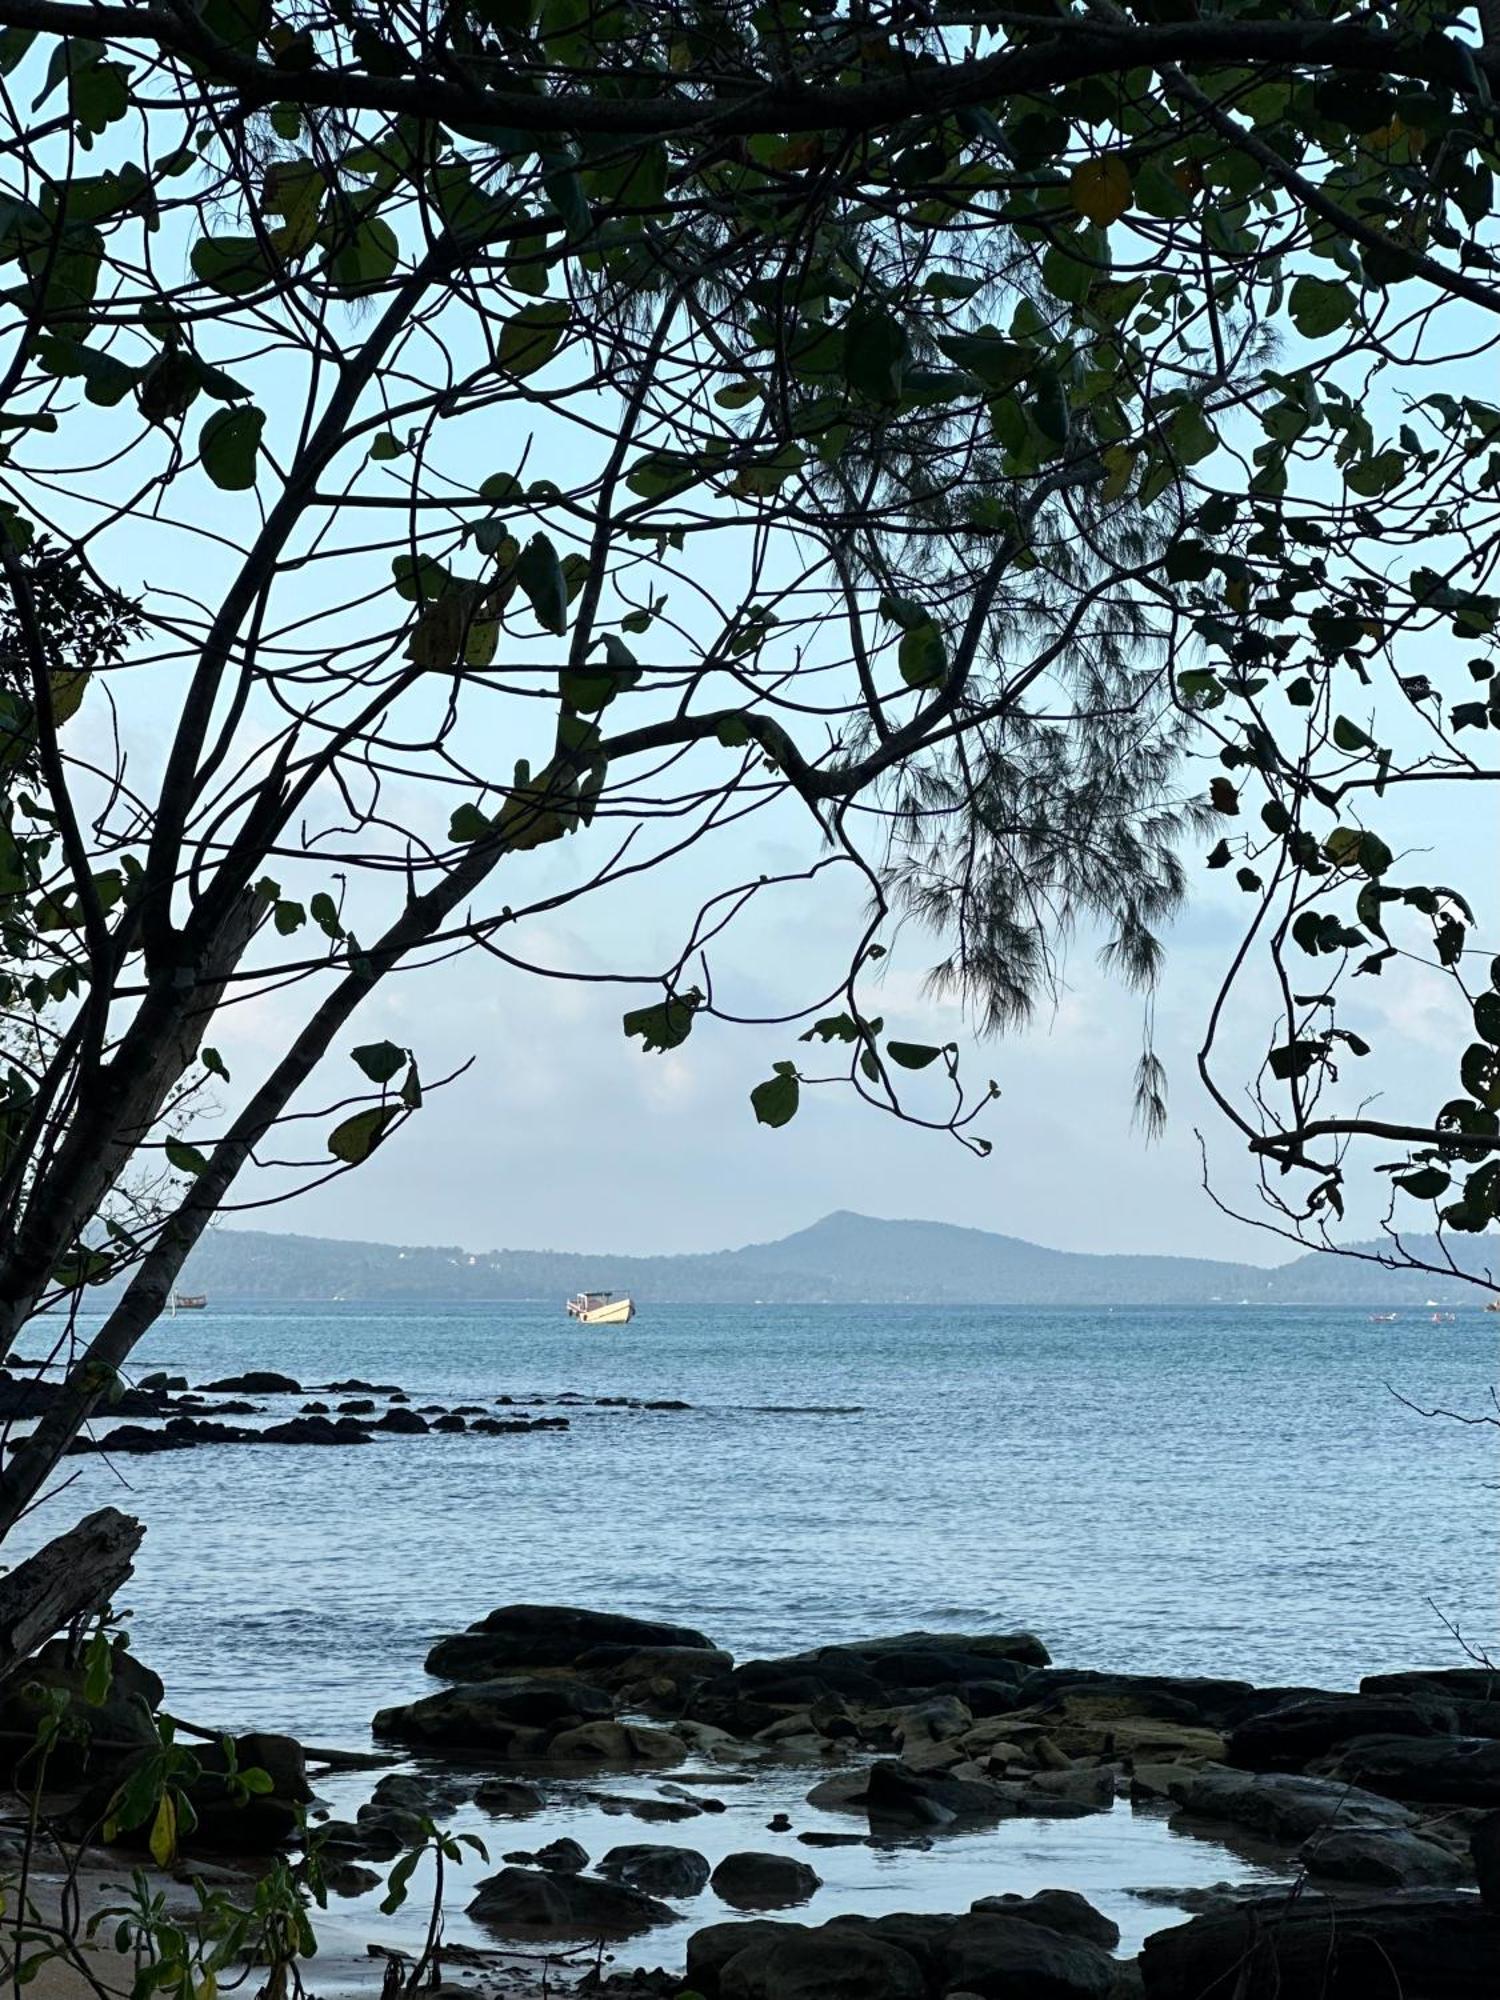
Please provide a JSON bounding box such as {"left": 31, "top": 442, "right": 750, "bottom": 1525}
{"left": 566, "top": 1291, "right": 634, "bottom": 1325}
{"left": 1369, "top": 1312, "right": 1399, "bottom": 1323}
{"left": 172, "top": 1293, "right": 207, "bottom": 1313}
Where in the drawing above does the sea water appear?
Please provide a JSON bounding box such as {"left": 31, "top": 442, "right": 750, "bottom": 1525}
{"left": 7, "top": 1300, "right": 1496, "bottom": 1963}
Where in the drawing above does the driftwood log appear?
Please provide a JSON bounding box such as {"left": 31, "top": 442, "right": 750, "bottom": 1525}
{"left": 0, "top": 1507, "right": 144, "bottom": 1685}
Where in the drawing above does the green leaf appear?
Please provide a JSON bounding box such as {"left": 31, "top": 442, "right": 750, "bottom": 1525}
{"left": 369, "top": 432, "right": 402, "bottom": 461}
{"left": 449, "top": 803, "right": 492, "bottom": 843}
{"left": 202, "top": 1047, "right": 230, "bottom": 1082}
{"left": 1289, "top": 275, "right": 1356, "bottom": 339}
{"left": 750, "top": 1065, "right": 800, "bottom": 1128}
{"left": 1393, "top": 1166, "right": 1450, "bottom": 1201}
{"left": 326, "top": 216, "right": 399, "bottom": 295}
{"left": 352, "top": 1040, "right": 406, "bottom": 1084}
{"left": 515, "top": 534, "right": 568, "bottom": 635}
{"left": 1475, "top": 991, "right": 1500, "bottom": 1047}
{"left": 190, "top": 235, "right": 272, "bottom": 298}
{"left": 165, "top": 1138, "right": 210, "bottom": 1176}
{"left": 327, "top": 1105, "right": 399, "bottom": 1164}
{"left": 886, "top": 1041, "right": 944, "bottom": 1070}
{"left": 199, "top": 406, "right": 265, "bottom": 490}
{"left": 897, "top": 621, "right": 946, "bottom": 689}
{"left": 1332, "top": 714, "right": 1374, "bottom": 753}
{"left": 499, "top": 301, "right": 570, "bottom": 379}
{"left": 622, "top": 991, "right": 699, "bottom": 1053}
{"left": 843, "top": 308, "right": 907, "bottom": 404}
{"left": 148, "top": 1792, "right": 177, "bottom": 1869}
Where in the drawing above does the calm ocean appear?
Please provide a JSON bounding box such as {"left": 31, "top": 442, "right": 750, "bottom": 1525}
{"left": 9, "top": 1299, "right": 1496, "bottom": 1961}
{"left": 16, "top": 1299, "right": 1495, "bottom": 1735}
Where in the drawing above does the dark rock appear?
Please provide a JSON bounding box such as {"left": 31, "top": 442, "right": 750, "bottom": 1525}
{"left": 373, "top": 1677, "right": 612, "bottom": 1747}
{"left": 320, "top": 1817, "right": 403, "bottom": 1861}
{"left": 474, "top": 1778, "right": 543, "bottom": 1817}
{"left": 88, "top": 1732, "right": 308, "bottom": 1853}
{"left": 575, "top": 1643, "right": 734, "bottom": 1691}
{"left": 367, "top": 1771, "right": 469, "bottom": 1820}
{"left": 798, "top": 1831, "right": 869, "bottom": 1848}
{"left": 1298, "top": 1825, "right": 1468, "bottom": 1887}
{"left": 599, "top": 1844, "right": 710, "bottom": 1897}
{"left": 426, "top": 1605, "right": 707, "bottom": 1683}
{"left": 644, "top": 1399, "right": 692, "bottom": 1411}
{"left": 546, "top": 1721, "right": 686, "bottom": 1766}
{"left": 469, "top": 1416, "right": 570, "bottom": 1434}
{"left": 941, "top": 1913, "right": 1117, "bottom": 1999}
{"left": 969, "top": 1889, "right": 1120, "bottom": 1949}
{"left": 0, "top": 1638, "right": 162, "bottom": 1778}
{"left": 685, "top": 1920, "right": 798, "bottom": 1996}
{"left": 467, "top": 1866, "right": 674, "bottom": 1939}
{"left": 202, "top": 1372, "right": 301, "bottom": 1393}
{"left": 758, "top": 1930, "right": 923, "bottom": 2000}
{"left": 711, "top": 1852, "right": 821, "bottom": 1909}
{"left": 316, "top": 1379, "right": 402, "bottom": 1394}
{"left": 591, "top": 1793, "right": 701, "bottom": 1822}
{"left": 1474, "top": 1810, "right": 1500, "bottom": 1908}
{"left": 262, "top": 1415, "right": 370, "bottom": 1445}
{"left": 1139, "top": 1888, "right": 1500, "bottom": 1999}
{"left": 1318, "top": 1732, "right": 1500, "bottom": 1806}
{"left": 138, "top": 1372, "right": 188, "bottom": 1392}
{"left": 1014, "top": 1670, "right": 1261, "bottom": 1730}
{"left": 1228, "top": 1695, "right": 1456, "bottom": 1772}
{"left": 324, "top": 1862, "right": 380, "bottom": 1897}
{"left": 1363, "top": 1668, "right": 1500, "bottom": 1703}
{"left": 338, "top": 1399, "right": 377, "bottom": 1414}
{"left": 864, "top": 1759, "right": 1011, "bottom": 1827}
{"left": 301, "top": 1401, "right": 330, "bottom": 1414}
{"left": 372, "top": 1408, "right": 430, "bottom": 1434}
{"left": 0, "top": 1373, "right": 59, "bottom": 1418}
{"left": 834, "top": 1630, "right": 1051, "bottom": 1670}
{"left": 501, "top": 1836, "right": 587, "bottom": 1874}
{"left": 1169, "top": 1767, "right": 1414, "bottom": 1843}
{"left": 433, "top": 1414, "right": 467, "bottom": 1433}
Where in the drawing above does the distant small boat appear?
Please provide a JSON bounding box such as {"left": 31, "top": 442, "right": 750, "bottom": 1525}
{"left": 1369, "top": 1313, "right": 1399, "bottom": 1323}
{"left": 172, "top": 1293, "right": 207, "bottom": 1313}
{"left": 566, "top": 1291, "right": 634, "bottom": 1325}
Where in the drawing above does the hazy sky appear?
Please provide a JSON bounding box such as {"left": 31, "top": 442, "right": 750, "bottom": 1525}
{"left": 202, "top": 759, "right": 1481, "bottom": 1267}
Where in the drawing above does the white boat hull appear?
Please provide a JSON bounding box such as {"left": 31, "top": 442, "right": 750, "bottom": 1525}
{"left": 568, "top": 1296, "right": 634, "bottom": 1325}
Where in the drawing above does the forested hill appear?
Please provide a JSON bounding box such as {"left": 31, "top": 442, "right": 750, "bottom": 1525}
{"left": 160, "top": 1211, "right": 1494, "bottom": 1307}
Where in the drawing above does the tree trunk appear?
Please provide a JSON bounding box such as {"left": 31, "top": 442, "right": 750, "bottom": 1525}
{"left": 0, "top": 1507, "right": 144, "bottom": 1686}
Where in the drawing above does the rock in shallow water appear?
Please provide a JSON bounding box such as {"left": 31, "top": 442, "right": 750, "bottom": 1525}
{"left": 425, "top": 1604, "right": 715, "bottom": 1681}
{"left": 473, "top": 1777, "right": 543, "bottom": 1816}
{"left": 598, "top": 1843, "right": 711, "bottom": 1897}
{"left": 466, "top": 1865, "right": 674, "bottom": 1938}
{"left": 1168, "top": 1766, "right": 1414, "bottom": 1843}
{"left": 710, "top": 1851, "right": 822, "bottom": 1909}
{"left": 372, "top": 1675, "right": 613, "bottom": 1746}
{"left": 1315, "top": 1731, "right": 1500, "bottom": 1806}
{"left": 1298, "top": 1824, "right": 1469, "bottom": 1888}
{"left": 1226, "top": 1695, "right": 1457, "bottom": 1772}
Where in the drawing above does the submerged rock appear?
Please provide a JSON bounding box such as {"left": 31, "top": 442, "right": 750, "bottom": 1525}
{"left": 500, "top": 1836, "right": 587, "bottom": 1874}
{"left": 752, "top": 1930, "right": 924, "bottom": 2000}
{"left": 473, "top": 1778, "right": 543, "bottom": 1816}
{"left": 466, "top": 1865, "right": 674, "bottom": 1938}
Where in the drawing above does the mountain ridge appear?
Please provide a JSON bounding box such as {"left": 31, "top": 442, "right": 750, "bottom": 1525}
{"left": 158, "top": 1209, "right": 1496, "bottom": 1307}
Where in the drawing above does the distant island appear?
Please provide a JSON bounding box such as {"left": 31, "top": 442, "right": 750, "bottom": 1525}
{"left": 155, "top": 1210, "right": 1495, "bottom": 1307}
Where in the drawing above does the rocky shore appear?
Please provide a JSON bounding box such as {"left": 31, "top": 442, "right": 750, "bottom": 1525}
{"left": 9, "top": 1598, "right": 1495, "bottom": 1999}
